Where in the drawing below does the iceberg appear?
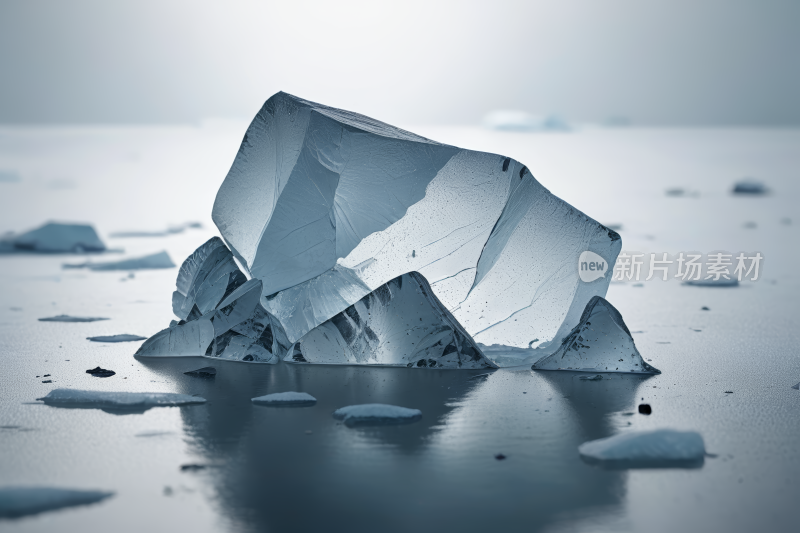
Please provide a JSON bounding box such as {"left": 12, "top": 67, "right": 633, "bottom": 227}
{"left": 332, "top": 404, "right": 422, "bottom": 426}
{"left": 286, "top": 272, "right": 496, "bottom": 369}
{"left": 136, "top": 238, "right": 290, "bottom": 363}
{"left": 251, "top": 391, "right": 317, "bottom": 406}
{"left": 86, "top": 334, "right": 146, "bottom": 343}
{"left": 37, "top": 389, "right": 206, "bottom": 410}
{"left": 0, "top": 222, "right": 105, "bottom": 254}
{"left": 212, "top": 92, "right": 620, "bottom": 350}
{"left": 39, "top": 315, "right": 109, "bottom": 323}
{"left": 732, "top": 178, "right": 767, "bottom": 195}
{"left": 532, "top": 296, "right": 660, "bottom": 374}
{"left": 578, "top": 430, "right": 706, "bottom": 467}
{"left": 0, "top": 487, "right": 113, "bottom": 519}
{"left": 64, "top": 251, "right": 175, "bottom": 271}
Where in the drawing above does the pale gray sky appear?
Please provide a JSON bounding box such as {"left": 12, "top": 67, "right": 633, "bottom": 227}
{"left": 1, "top": 0, "right": 798, "bottom": 126}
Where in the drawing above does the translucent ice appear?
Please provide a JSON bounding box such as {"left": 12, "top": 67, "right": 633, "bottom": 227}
{"left": 67, "top": 251, "right": 175, "bottom": 271}
{"left": 532, "top": 296, "right": 660, "bottom": 374}
{"left": 0, "top": 222, "right": 105, "bottom": 253}
{"left": 136, "top": 238, "right": 290, "bottom": 363}
{"left": 332, "top": 404, "right": 422, "bottom": 426}
{"left": 86, "top": 334, "right": 146, "bottom": 343}
{"left": 251, "top": 391, "right": 317, "bottom": 406}
{"left": 0, "top": 487, "right": 114, "bottom": 519}
{"left": 212, "top": 92, "right": 620, "bottom": 349}
{"left": 578, "top": 430, "right": 706, "bottom": 466}
{"left": 37, "top": 389, "right": 206, "bottom": 409}
{"left": 287, "top": 272, "right": 496, "bottom": 369}
{"left": 39, "top": 315, "right": 109, "bottom": 323}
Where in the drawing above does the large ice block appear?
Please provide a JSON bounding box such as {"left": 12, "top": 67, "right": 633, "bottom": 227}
{"left": 286, "top": 272, "right": 496, "bottom": 369}
{"left": 531, "top": 296, "right": 660, "bottom": 374}
{"left": 213, "top": 92, "right": 620, "bottom": 349}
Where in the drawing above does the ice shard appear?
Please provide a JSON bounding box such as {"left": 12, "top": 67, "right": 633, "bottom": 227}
{"left": 287, "top": 272, "right": 495, "bottom": 369}
{"left": 531, "top": 296, "right": 660, "bottom": 374}
{"left": 136, "top": 238, "right": 290, "bottom": 363}
{"left": 212, "top": 92, "right": 620, "bottom": 350}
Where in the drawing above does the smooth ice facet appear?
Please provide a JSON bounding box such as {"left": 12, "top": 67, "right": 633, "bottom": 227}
{"left": 212, "top": 92, "right": 620, "bottom": 349}
{"left": 287, "top": 272, "right": 495, "bottom": 369}
{"left": 532, "top": 296, "right": 660, "bottom": 374}
{"left": 578, "top": 430, "right": 706, "bottom": 465}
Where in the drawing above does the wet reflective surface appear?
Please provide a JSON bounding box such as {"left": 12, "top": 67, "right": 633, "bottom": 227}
{"left": 1, "top": 126, "right": 798, "bottom": 531}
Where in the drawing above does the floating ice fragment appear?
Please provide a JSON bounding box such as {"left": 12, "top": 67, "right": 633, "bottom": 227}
{"left": 86, "top": 367, "right": 115, "bottom": 377}
{"left": 86, "top": 334, "right": 146, "bottom": 343}
{"left": 39, "top": 315, "right": 109, "bottom": 323}
{"left": 110, "top": 222, "right": 202, "bottom": 238}
{"left": 0, "top": 222, "right": 105, "bottom": 254}
{"left": 0, "top": 487, "right": 113, "bottom": 519}
{"left": 184, "top": 366, "right": 216, "bottom": 378}
{"left": 579, "top": 374, "right": 603, "bottom": 381}
{"left": 683, "top": 277, "right": 739, "bottom": 287}
{"left": 732, "top": 178, "right": 767, "bottom": 195}
{"left": 286, "top": 272, "right": 495, "bottom": 369}
{"left": 332, "top": 404, "right": 422, "bottom": 426}
{"left": 251, "top": 391, "right": 317, "bottom": 406}
{"left": 532, "top": 296, "right": 660, "bottom": 374}
{"left": 65, "top": 251, "right": 175, "bottom": 271}
{"left": 578, "top": 430, "right": 705, "bottom": 467}
{"left": 37, "top": 389, "right": 206, "bottom": 410}
{"left": 212, "top": 92, "right": 619, "bottom": 349}
{"left": 792, "top": 382, "right": 799, "bottom": 390}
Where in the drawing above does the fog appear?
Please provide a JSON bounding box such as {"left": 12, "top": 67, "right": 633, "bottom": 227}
{"left": 1, "top": 0, "right": 798, "bottom": 126}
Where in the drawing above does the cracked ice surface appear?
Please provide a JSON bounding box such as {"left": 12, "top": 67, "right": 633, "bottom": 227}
{"left": 287, "top": 272, "right": 496, "bottom": 369}
{"left": 531, "top": 296, "right": 660, "bottom": 374}
{"left": 213, "top": 92, "right": 620, "bottom": 349}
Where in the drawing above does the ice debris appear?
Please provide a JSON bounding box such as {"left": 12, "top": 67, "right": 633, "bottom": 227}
{"left": 0, "top": 487, "right": 114, "bottom": 519}
{"left": 136, "top": 238, "right": 289, "bottom": 363}
{"left": 0, "top": 222, "right": 105, "bottom": 254}
{"left": 86, "top": 334, "right": 146, "bottom": 343}
{"left": 532, "top": 296, "right": 660, "bottom": 374}
{"left": 212, "top": 92, "right": 620, "bottom": 350}
{"left": 286, "top": 272, "right": 495, "bottom": 369}
{"left": 64, "top": 251, "right": 175, "bottom": 271}
{"left": 184, "top": 366, "right": 216, "bottom": 378}
{"left": 39, "top": 315, "right": 109, "bottom": 323}
{"left": 578, "top": 430, "right": 706, "bottom": 466}
{"left": 683, "top": 277, "right": 739, "bottom": 287}
{"left": 792, "top": 382, "right": 799, "bottom": 390}
{"left": 332, "top": 404, "right": 422, "bottom": 426}
{"left": 251, "top": 391, "right": 317, "bottom": 406}
{"left": 732, "top": 178, "right": 767, "bottom": 195}
{"left": 37, "top": 389, "right": 206, "bottom": 409}
{"left": 86, "top": 367, "right": 115, "bottom": 377}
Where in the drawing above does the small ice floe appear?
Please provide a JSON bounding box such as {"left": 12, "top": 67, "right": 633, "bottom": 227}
{"left": 86, "top": 367, "right": 115, "bottom": 377}
{"left": 39, "top": 315, "right": 109, "bottom": 323}
{"left": 792, "top": 382, "right": 799, "bottom": 390}
{"left": 63, "top": 251, "right": 175, "bottom": 271}
{"left": 532, "top": 296, "right": 660, "bottom": 374}
{"left": 578, "top": 429, "right": 706, "bottom": 468}
{"left": 86, "top": 334, "right": 146, "bottom": 343}
{"left": 732, "top": 178, "right": 767, "bottom": 195}
{"left": 665, "top": 188, "right": 685, "bottom": 197}
{"left": 251, "top": 392, "right": 317, "bottom": 407}
{"left": 37, "top": 389, "right": 206, "bottom": 412}
{"left": 683, "top": 277, "right": 739, "bottom": 287}
{"left": 0, "top": 222, "right": 106, "bottom": 254}
{"left": 0, "top": 486, "right": 113, "bottom": 519}
{"left": 184, "top": 366, "right": 216, "bottom": 378}
{"left": 332, "top": 404, "right": 422, "bottom": 427}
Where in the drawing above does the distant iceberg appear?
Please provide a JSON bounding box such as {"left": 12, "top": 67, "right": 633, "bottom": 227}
{"left": 0, "top": 222, "right": 105, "bottom": 253}
{"left": 483, "top": 110, "right": 570, "bottom": 131}
{"left": 332, "top": 404, "right": 422, "bottom": 426}
{"left": 64, "top": 251, "right": 175, "bottom": 271}
{"left": 39, "top": 315, "right": 109, "bottom": 323}
{"left": 251, "top": 392, "right": 317, "bottom": 406}
{"left": 37, "top": 389, "right": 206, "bottom": 410}
{"left": 86, "top": 334, "right": 146, "bottom": 343}
{"left": 732, "top": 178, "right": 768, "bottom": 195}
{"left": 0, "top": 487, "right": 113, "bottom": 519}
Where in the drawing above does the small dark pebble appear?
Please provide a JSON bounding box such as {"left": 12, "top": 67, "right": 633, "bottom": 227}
{"left": 180, "top": 464, "right": 207, "bottom": 472}
{"left": 184, "top": 366, "right": 217, "bottom": 378}
{"left": 43, "top": 374, "right": 51, "bottom": 377}
{"left": 724, "top": 391, "right": 734, "bottom": 394}
{"left": 495, "top": 454, "right": 507, "bottom": 461}
{"left": 701, "top": 306, "right": 710, "bottom": 311}
{"left": 86, "top": 366, "right": 116, "bottom": 377}
{"left": 638, "top": 404, "right": 652, "bottom": 415}
{"left": 42, "top": 380, "right": 52, "bottom": 383}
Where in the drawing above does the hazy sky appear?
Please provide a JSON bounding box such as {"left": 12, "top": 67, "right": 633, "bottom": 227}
{"left": 1, "top": 0, "right": 798, "bottom": 126}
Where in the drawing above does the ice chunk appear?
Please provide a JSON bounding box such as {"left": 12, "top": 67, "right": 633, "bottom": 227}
{"left": 683, "top": 278, "right": 739, "bottom": 287}
{"left": 39, "top": 315, "right": 109, "bottom": 322}
{"left": 532, "top": 296, "right": 660, "bottom": 374}
{"left": 332, "top": 404, "right": 422, "bottom": 426}
{"left": 0, "top": 487, "right": 113, "bottom": 519}
{"left": 578, "top": 430, "right": 706, "bottom": 467}
{"left": 792, "top": 382, "right": 799, "bottom": 390}
{"left": 86, "top": 334, "right": 146, "bottom": 343}
{"left": 251, "top": 391, "right": 317, "bottom": 406}
{"left": 37, "top": 389, "right": 206, "bottom": 409}
{"left": 65, "top": 251, "right": 175, "bottom": 271}
{"left": 184, "top": 366, "right": 216, "bottom": 378}
{"left": 1, "top": 222, "right": 105, "bottom": 253}
{"left": 212, "top": 92, "right": 620, "bottom": 348}
{"left": 732, "top": 178, "right": 767, "bottom": 195}
{"left": 287, "top": 272, "right": 495, "bottom": 369}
